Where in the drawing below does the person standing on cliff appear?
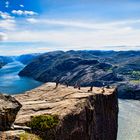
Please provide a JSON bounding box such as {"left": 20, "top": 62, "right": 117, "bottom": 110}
{"left": 88, "top": 86, "right": 93, "bottom": 92}
{"left": 65, "top": 81, "right": 69, "bottom": 87}
{"left": 55, "top": 78, "right": 60, "bottom": 89}
{"left": 78, "top": 82, "right": 81, "bottom": 90}
{"left": 101, "top": 87, "right": 105, "bottom": 93}
{"left": 55, "top": 82, "right": 59, "bottom": 88}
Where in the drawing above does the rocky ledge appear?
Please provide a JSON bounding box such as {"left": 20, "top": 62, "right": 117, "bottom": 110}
{"left": 0, "top": 83, "right": 118, "bottom": 140}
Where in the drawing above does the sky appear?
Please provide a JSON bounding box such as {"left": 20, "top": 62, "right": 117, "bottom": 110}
{"left": 0, "top": 0, "right": 140, "bottom": 55}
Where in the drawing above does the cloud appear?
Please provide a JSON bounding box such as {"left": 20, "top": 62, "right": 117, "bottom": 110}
{"left": 6, "top": 25, "right": 140, "bottom": 48}
{"left": 20, "top": 5, "right": 24, "bottom": 8}
{"left": 0, "top": 11, "right": 15, "bottom": 31}
{"left": 0, "top": 32, "right": 7, "bottom": 41}
{"left": 3, "top": 18, "right": 140, "bottom": 51}
{"left": 5, "top": 1, "right": 9, "bottom": 8}
{"left": 27, "top": 18, "right": 38, "bottom": 23}
{"left": 0, "top": 19, "right": 16, "bottom": 30}
{"left": 12, "top": 10, "right": 37, "bottom": 16}
{"left": 26, "top": 18, "right": 140, "bottom": 31}
{"left": 0, "top": 11, "right": 13, "bottom": 19}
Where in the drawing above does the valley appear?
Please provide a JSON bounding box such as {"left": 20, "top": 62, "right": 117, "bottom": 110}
{"left": 0, "top": 51, "right": 139, "bottom": 140}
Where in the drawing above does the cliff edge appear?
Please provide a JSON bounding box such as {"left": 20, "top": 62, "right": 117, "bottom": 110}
{"left": 15, "top": 83, "right": 118, "bottom": 140}
{"left": 0, "top": 83, "right": 118, "bottom": 140}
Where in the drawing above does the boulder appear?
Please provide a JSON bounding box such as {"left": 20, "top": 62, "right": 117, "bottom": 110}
{"left": 0, "top": 94, "right": 22, "bottom": 131}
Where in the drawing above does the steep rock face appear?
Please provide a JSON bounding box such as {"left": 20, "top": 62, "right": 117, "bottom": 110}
{"left": 18, "top": 51, "right": 123, "bottom": 87}
{"left": 0, "top": 94, "right": 22, "bottom": 131}
{"left": 14, "top": 83, "right": 118, "bottom": 140}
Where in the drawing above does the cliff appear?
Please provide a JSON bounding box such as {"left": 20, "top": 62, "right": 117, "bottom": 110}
{"left": 0, "top": 83, "right": 118, "bottom": 139}
{"left": 0, "top": 83, "right": 118, "bottom": 140}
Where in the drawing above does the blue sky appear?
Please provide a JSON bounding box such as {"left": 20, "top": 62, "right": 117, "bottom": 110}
{"left": 0, "top": 0, "right": 140, "bottom": 55}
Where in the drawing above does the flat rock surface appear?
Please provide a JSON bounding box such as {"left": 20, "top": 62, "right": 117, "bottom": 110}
{"left": 14, "top": 82, "right": 115, "bottom": 125}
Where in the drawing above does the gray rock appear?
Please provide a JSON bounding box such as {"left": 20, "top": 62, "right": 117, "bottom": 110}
{"left": 0, "top": 94, "right": 22, "bottom": 131}
{"left": 0, "top": 130, "right": 25, "bottom": 140}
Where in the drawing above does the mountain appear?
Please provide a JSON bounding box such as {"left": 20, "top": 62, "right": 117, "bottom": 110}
{"left": 0, "top": 56, "right": 14, "bottom": 68}
{"left": 117, "top": 83, "right": 140, "bottom": 100}
{"left": 19, "top": 51, "right": 123, "bottom": 87}
{"left": 16, "top": 53, "right": 40, "bottom": 65}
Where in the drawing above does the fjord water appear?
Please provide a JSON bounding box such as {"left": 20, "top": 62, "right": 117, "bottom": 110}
{"left": 118, "top": 99, "right": 140, "bottom": 140}
{"left": 0, "top": 61, "right": 42, "bottom": 94}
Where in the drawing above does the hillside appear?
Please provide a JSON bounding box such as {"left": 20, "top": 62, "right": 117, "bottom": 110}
{"left": 19, "top": 51, "right": 123, "bottom": 87}
{"left": 0, "top": 56, "right": 14, "bottom": 68}
{"left": 16, "top": 53, "right": 40, "bottom": 65}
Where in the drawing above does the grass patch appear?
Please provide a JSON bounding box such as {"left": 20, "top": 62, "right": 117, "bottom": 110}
{"left": 130, "top": 80, "right": 140, "bottom": 84}
{"left": 27, "top": 115, "right": 59, "bottom": 131}
{"left": 20, "top": 132, "right": 42, "bottom": 140}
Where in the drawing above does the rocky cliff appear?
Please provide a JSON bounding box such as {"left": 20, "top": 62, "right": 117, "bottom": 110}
{"left": 0, "top": 83, "right": 118, "bottom": 140}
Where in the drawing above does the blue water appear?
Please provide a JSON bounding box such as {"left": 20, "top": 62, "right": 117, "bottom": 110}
{"left": 0, "top": 61, "right": 42, "bottom": 94}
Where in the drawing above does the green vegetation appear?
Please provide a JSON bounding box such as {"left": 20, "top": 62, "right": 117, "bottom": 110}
{"left": 107, "top": 68, "right": 113, "bottom": 73}
{"left": 20, "top": 132, "right": 42, "bottom": 140}
{"left": 130, "top": 80, "right": 140, "bottom": 84}
{"left": 27, "top": 115, "right": 59, "bottom": 131}
{"left": 131, "top": 71, "right": 140, "bottom": 77}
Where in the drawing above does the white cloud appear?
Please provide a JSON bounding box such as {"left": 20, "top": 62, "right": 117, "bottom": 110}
{"left": 0, "top": 11, "right": 13, "bottom": 19}
{"left": 0, "top": 32, "right": 7, "bottom": 41}
{"left": 0, "top": 11, "right": 15, "bottom": 31}
{"left": 12, "top": 10, "right": 37, "bottom": 16}
{"left": 27, "top": 18, "right": 38, "bottom": 23}
{"left": 20, "top": 5, "right": 24, "bottom": 8}
{"left": 0, "top": 19, "right": 16, "bottom": 30}
{"left": 26, "top": 18, "right": 140, "bottom": 30}
{"left": 5, "top": 1, "right": 9, "bottom": 8}
{"left": 6, "top": 26, "right": 140, "bottom": 49}
{"left": 3, "top": 18, "right": 140, "bottom": 51}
